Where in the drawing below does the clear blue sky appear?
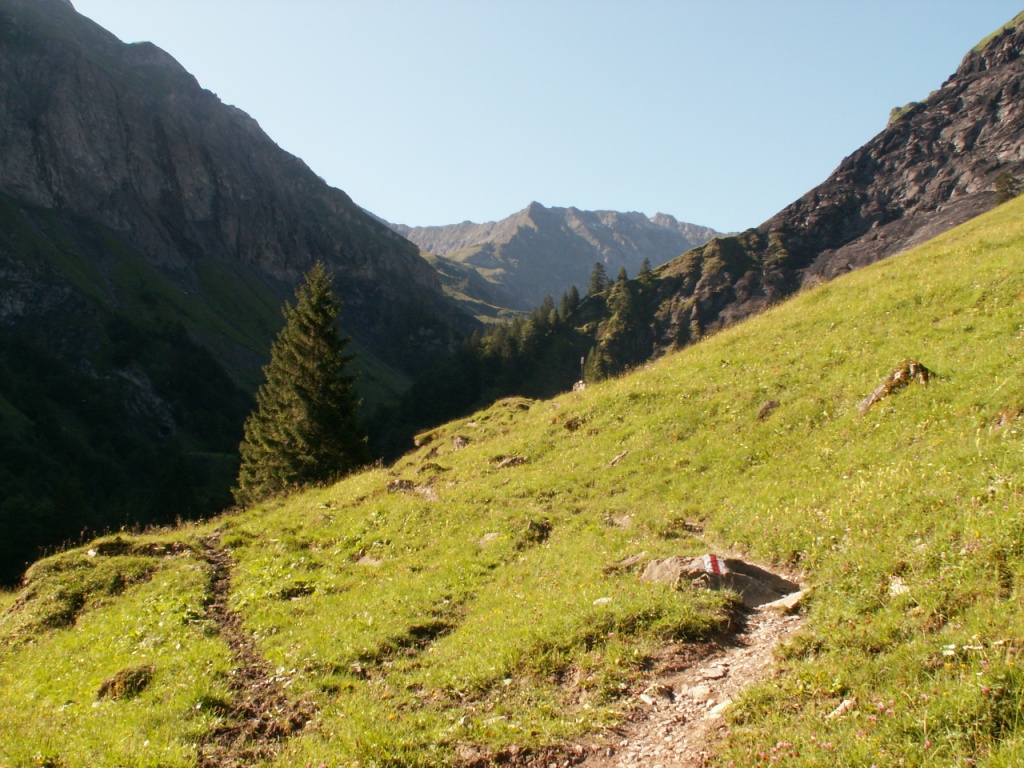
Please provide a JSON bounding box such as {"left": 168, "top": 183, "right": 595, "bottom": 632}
{"left": 71, "top": 1, "right": 1023, "bottom": 233}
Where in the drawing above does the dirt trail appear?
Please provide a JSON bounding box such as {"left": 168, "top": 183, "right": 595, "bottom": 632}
{"left": 575, "top": 604, "right": 804, "bottom": 768}
{"left": 195, "top": 533, "right": 312, "bottom": 768}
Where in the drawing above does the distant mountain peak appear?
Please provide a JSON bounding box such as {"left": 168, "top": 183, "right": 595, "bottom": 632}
{"left": 390, "top": 202, "right": 723, "bottom": 311}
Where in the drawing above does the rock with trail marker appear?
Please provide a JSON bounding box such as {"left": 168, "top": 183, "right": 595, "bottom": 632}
{"left": 640, "top": 554, "right": 801, "bottom": 608}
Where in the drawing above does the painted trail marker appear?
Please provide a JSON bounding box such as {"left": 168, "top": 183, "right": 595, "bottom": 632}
{"left": 703, "top": 554, "right": 728, "bottom": 575}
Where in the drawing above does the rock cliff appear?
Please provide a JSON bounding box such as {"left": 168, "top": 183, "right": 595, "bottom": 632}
{"left": 0, "top": 0, "right": 466, "bottom": 376}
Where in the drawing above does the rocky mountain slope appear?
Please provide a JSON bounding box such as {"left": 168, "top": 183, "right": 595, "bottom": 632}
{"left": 649, "top": 15, "right": 1024, "bottom": 343}
{"left": 392, "top": 203, "right": 722, "bottom": 311}
{"left": 0, "top": 0, "right": 471, "bottom": 580}
{"left": 0, "top": 0, "right": 465, "bottom": 371}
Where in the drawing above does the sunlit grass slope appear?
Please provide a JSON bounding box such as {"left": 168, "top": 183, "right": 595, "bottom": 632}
{"left": 3, "top": 196, "right": 1024, "bottom": 766}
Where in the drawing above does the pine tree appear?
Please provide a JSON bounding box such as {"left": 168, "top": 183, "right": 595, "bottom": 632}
{"left": 637, "top": 258, "right": 653, "bottom": 285}
{"left": 559, "top": 285, "right": 581, "bottom": 319}
{"left": 587, "top": 262, "right": 609, "bottom": 296}
{"left": 583, "top": 345, "right": 611, "bottom": 383}
{"left": 234, "top": 262, "right": 368, "bottom": 506}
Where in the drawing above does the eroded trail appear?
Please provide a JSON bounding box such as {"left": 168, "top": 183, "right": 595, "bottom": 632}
{"left": 577, "top": 605, "right": 804, "bottom": 768}
{"left": 196, "top": 533, "right": 312, "bottom": 768}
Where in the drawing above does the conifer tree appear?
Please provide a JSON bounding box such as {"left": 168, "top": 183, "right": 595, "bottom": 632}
{"left": 234, "top": 262, "right": 368, "bottom": 506}
{"left": 587, "top": 262, "right": 609, "bottom": 296}
{"left": 637, "top": 258, "right": 653, "bottom": 285}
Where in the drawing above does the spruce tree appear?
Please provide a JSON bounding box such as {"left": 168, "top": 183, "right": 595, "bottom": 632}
{"left": 587, "top": 262, "right": 609, "bottom": 296}
{"left": 234, "top": 262, "right": 368, "bottom": 506}
{"left": 637, "top": 258, "right": 653, "bottom": 285}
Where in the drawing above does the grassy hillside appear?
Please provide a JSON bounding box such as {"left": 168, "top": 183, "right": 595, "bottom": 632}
{"left": 3, "top": 196, "right": 1024, "bottom": 766}
{"left": 421, "top": 252, "right": 523, "bottom": 324}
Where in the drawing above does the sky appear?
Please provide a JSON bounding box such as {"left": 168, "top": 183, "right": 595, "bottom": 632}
{"left": 70, "top": 1, "right": 1023, "bottom": 233}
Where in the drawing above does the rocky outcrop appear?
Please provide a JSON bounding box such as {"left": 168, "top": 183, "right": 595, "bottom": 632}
{"left": 392, "top": 202, "right": 722, "bottom": 310}
{"left": 650, "top": 16, "right": 1024, "bottom": 345}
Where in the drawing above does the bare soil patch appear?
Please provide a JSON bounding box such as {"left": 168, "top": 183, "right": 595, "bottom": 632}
{"left": 196, "top": 533, "right": 313, "bottom": 768}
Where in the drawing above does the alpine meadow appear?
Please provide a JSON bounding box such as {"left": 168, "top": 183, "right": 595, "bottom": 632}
{"left": 4, "top": 2, "right": 1024, "bottom": 767}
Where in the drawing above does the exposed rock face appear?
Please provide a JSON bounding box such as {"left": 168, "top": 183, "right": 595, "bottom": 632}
{"left": 650, "top": 18, "right": 1024, "bottom": 344}
{"left": 392, "top": 202, "right": 722, "bottom": 310}
{"left": 0, "top": 0, "right": 466, "bottom": 374}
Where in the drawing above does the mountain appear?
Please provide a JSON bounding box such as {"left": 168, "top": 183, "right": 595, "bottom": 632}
{"left": 391, "top": 203, "right": 723, "bottom": 313}
{"left": 3, "top": 191, "right": 1023, "bottom": 766}
{"left": 0, "top": 0, "right": 472, "bottom": 581}
{"left": 0, "top": 0, "right": 465, "bottom": 372}
{"left": 379, "top": 14, "right": 1024, "bottom": 443}
{"left": 649, "top": 15, "right": 1024, "bottom": 340}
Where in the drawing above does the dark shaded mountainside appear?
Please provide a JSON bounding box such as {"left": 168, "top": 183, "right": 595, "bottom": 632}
{"left": 384, "top": 13, "right": 1024, "bottom": 444}
{"left": 391, "top": 204, "right": 722, "bottom": 316}
{"left": 0, "top": 0, "right": 470, "bottom": 581}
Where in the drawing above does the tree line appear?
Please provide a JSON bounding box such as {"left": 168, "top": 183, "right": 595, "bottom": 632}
{"left": 370, "top": 258, "right": 664, "bottom": 458}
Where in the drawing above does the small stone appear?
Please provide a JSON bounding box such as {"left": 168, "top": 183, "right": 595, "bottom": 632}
{"left": 643, "top": 683, "right": 674, "bottom": 700}
{"left": 495, "top": 455, "right": 527, "bottom": 469}
{"left": 761, "top": 589, "right": 807, "bottom": 614}
{"left": 710, "top": 699, "right": 732, "bottom": 715}
{"left": 825, "top": 697, "right": 857, "bottom": 719}
{"left": 701, "top": 665, "right": 728, "bottom": 680}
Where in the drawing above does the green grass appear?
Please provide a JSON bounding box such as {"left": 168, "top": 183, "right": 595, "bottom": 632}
{"left": 973, "top": 10, "right": 1024, "bottom": 52}
{"left": 0, "top": 532, "right": 233, "bottom": 767}
{"left": 422, "top": 252, "right": 524, "bottom": 322}
{"left": 3, "top": 197, "right": 1024, "bottom": 765}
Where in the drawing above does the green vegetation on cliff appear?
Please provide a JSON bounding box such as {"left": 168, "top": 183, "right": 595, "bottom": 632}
{"left": 3, "top": 196, "right": 1024, "bottom": 766}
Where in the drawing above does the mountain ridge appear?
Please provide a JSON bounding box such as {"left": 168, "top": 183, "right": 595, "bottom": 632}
{"left": 601, "top": 14, "right": 1024, "bottom": 356}
{"left": 0, "top": 0, "right": 465, "bottom": 364}
{"left": 390, "top": 202, "right": 723, "bottom": 312}
{"left": 658, "top": 16, "right": 1024, "bottom": 337}
{"left": 381, "top": 15, "right": 1024, "bottom": 442}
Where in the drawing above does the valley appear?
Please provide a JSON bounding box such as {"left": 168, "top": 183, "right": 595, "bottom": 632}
{"left": 1, "top": 3, "right": 1024, "bottom": 766}
{"left": 3, "top": 192, "right": 1024, "bottom": 766}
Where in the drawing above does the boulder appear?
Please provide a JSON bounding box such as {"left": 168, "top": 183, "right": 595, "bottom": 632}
{"left": 640, "top": 554, "right": 801, "bottom": 609}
